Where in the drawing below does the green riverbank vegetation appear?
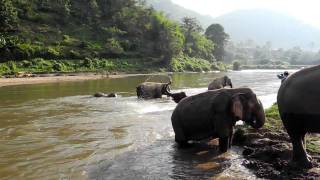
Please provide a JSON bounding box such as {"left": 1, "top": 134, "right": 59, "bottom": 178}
{"left": 257, "top": 104, "right": 320, "bottom": 154}
{"left": 0, "top": 0, "right": 229, "bottom": 76}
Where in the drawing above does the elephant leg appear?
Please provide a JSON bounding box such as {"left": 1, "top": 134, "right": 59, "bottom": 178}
{"left": 291, "top": 133, "right": 312, "bottom": 168}
{"left": 174, "top": 127, "right": 188, "bottom": 147}
{"left": 219, "top": 137, "right": 229, "bottom": 153}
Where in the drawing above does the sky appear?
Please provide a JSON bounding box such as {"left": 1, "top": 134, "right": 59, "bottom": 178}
{"left": 172, "top": 0, "right": 320, "bottom": 28}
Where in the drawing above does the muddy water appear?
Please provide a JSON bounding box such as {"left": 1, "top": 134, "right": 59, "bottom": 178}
{"left": 0, "top": 70, "right": 296, "bottom": 179}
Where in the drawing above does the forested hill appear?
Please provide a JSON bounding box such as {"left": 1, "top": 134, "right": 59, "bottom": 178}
{"left": 147, "top": 0, "right": 320, "bottom": 50}
{"left": 0, "top": 0, "right": 226, "bottom": 75}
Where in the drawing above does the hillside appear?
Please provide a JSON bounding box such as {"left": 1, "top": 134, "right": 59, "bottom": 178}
{"left": 146, "top": 0, "right": 320, "bottom": 50}
{"left": 0, "top": 0, "right": 223, "bottom": 75}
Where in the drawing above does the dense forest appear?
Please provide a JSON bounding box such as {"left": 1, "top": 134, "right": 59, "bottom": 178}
{"left": 0, "top": 0, "right": 228, "bottom": 75}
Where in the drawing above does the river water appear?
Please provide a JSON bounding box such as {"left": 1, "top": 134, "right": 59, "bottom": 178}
{"left": 0, "top": 70, "right": 296, "bottom": 179}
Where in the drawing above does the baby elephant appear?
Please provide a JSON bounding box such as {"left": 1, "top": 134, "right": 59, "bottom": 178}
{"left": 171, "top": 88, "right": 265, "bottom": 152}
{"left": 93, "top": 92, "right": 117, "bottom": 98}
{"left": 167, "top": 92, "right": 187, "bottom": 103}
{"left": 208, "top": 75, "right": 233, "bottom": 90}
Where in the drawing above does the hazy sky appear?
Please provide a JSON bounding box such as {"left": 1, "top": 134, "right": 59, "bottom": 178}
{"left": 172, "top": 0, "right": 320, "bottom": 28}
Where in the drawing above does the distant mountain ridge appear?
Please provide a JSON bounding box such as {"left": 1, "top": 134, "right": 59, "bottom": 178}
{"left": 146, "top": 0, "right": 320, "bottom": 50}
{"left": 145, "top": 0, "right": 214, "bottom": 27}
{"left": 214, "top": 9, "right": 320, "bottom": 49}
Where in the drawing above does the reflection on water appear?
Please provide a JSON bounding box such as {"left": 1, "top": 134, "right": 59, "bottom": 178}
{"left": 89, "top": 140, "right": 258, "bottom": 180}
{"left": 0, "top": 70, "right": 296, "bottom": 179}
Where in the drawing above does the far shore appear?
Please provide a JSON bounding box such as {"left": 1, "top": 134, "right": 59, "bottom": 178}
{"left": 0, "top": 73, "right": 153, "bottom": 87}
{"left": 0, "top": 67, "right": 304, "bottom": 88}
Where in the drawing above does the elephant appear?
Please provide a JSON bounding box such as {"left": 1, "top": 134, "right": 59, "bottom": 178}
{"left": 136, "top": 81, "right": 171, "bottom": 99}
{"left": 208, "top": 75, "right": 233, "bottom": 90}
{"left": 167, "top": 91, "right": 187, "bottom": 103}
{"left": 171, "top": 88, "right": 265, "bottom": 153}
{"left": 93, "top": 92, "right": 117, "bottom": 97}
{"left": 277, "top": 65, "right": 320, "bottom": 168}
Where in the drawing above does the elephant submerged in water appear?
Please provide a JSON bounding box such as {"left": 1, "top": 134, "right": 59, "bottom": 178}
{"left": 208, "top": 76, "right": 233, "bottom": 90}
{"left": 93, "top": 92, "right": 117, "bottom": 97}
{"left": 171, "top": 88, "right": 265, "bottom": 152}
{"left": 277, "top": 65, "right": 320, "bottom": 168}
{"left": 136, "top": 81, "right": 171, "bottom": 99}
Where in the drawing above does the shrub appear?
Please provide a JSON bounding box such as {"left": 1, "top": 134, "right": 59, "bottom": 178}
{"left": 62, "top": 35, "right": 80, "bottom": 46}
{"left": 6, "top": 61, "right": 18, "bottom": 74}
{"left": 232, "top": 60, "right": 241, "bottom": 71}
{"left": 52, "top": 62, "right": 67, "bottom": 72}
{"left": 105, "top": 38, "right": 124, "bottom": 55}
{"left": 69, "top": 50, "right": 82, "bottom": 59}
{"left": 83, "top": 58, "right": 94, "bottom": 69}
{"left": 0, "top": 63, "right": 10, "bottom": 75}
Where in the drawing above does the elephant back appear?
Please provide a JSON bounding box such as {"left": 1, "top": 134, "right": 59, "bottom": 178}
{"left": 278, "top": 65, "right": 320, "bottom": 114}
{"left": 208, "top": 77, "right": 225, "bottom": 90}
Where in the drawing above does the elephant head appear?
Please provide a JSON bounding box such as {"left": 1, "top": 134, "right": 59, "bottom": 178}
{"left": 167, "top": 91, "right": 187, "bottom": 103}
{"left": 231, "top": 92, "right": 265, "bottom": 129}
{"left": 161, "top": 81, "right": 171, "bottom": 96}
{"left": 223, "top": 76, "right": 233, "bottom": 88}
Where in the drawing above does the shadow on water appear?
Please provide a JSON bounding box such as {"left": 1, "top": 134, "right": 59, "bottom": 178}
{"left": 89, "top": 139, "right": 255, "bottom": 180}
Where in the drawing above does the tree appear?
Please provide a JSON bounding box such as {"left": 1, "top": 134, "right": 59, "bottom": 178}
{"left": 205, "top": 24, "right": 229, "bottom": 61}
{"left": 148, "top": 12, "right": 184, "bottom": 65}
{"left": 181, "top": 17, "right": 203, "bottom": 53}
{"left": 0, "top": 0, "right": 18, "bottom": 32}
{"left": 180, "top": 17, "right": 215, "bottom": 60}
{"left": 232, "top": 60, "right": 241, "bottom": 71}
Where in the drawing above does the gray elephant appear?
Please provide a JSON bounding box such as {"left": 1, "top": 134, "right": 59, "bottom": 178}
{"left": 167, "top": 91, "right": 187, "bottom": 103}
{"left": 94, "top": 92, "right": 117, "bottom": 98}
{"left": 277, "top": 65, "right": 320, "bottom": 168}
{"left": 208, "top": 75, "right": 233, "bottom": 90}
{"left": 171, "top": 88, "right": 265, "bottom": 152}
{"left": 136, "top": 81, "right": 171, "bottom": 99}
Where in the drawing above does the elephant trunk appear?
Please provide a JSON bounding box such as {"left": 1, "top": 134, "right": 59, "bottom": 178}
{"left": 162, "top": 83, "right": 171, "bottom": 96}
{"left": 250, "top": 102, "right": 265, "bottom": 129}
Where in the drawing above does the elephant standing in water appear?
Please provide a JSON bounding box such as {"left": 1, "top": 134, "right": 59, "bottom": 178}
{"left": 136, "top": 81, "right": 171, "bottom": 99}
{"left": 278, "top": 65, "right": 320, "bottom": 168}
{"left": 171, "top": 88, "right": 265, "bottom": 152}
{"left": 208, "top": 76, "right": 233, "bottom": 90}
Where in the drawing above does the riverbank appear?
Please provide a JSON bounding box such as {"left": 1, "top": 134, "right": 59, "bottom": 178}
{"left": 0, "top": 73, "right": 149, "bottom": 87}
{"left": 234, "top": 104, "right": 320, "bottom": 179}
{"left": 241, "top": 64, "right": 310, "bottom": 70}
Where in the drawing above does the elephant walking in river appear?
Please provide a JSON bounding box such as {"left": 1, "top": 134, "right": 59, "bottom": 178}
{"left": 171, "top": 88, "right": 265, "bottom": 152}
{"left": 136, "top": 81, "right": 171, "bottom": 99}
{"left": 278, "top": 65, "right": 320, "bottom": 168}
{"left": 208, "top": 76, "right": 233, "bottom": 90}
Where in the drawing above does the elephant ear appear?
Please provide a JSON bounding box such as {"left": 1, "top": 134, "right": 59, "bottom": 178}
{"left": 231, "top": 94, "right": 244, "bottom": 120}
